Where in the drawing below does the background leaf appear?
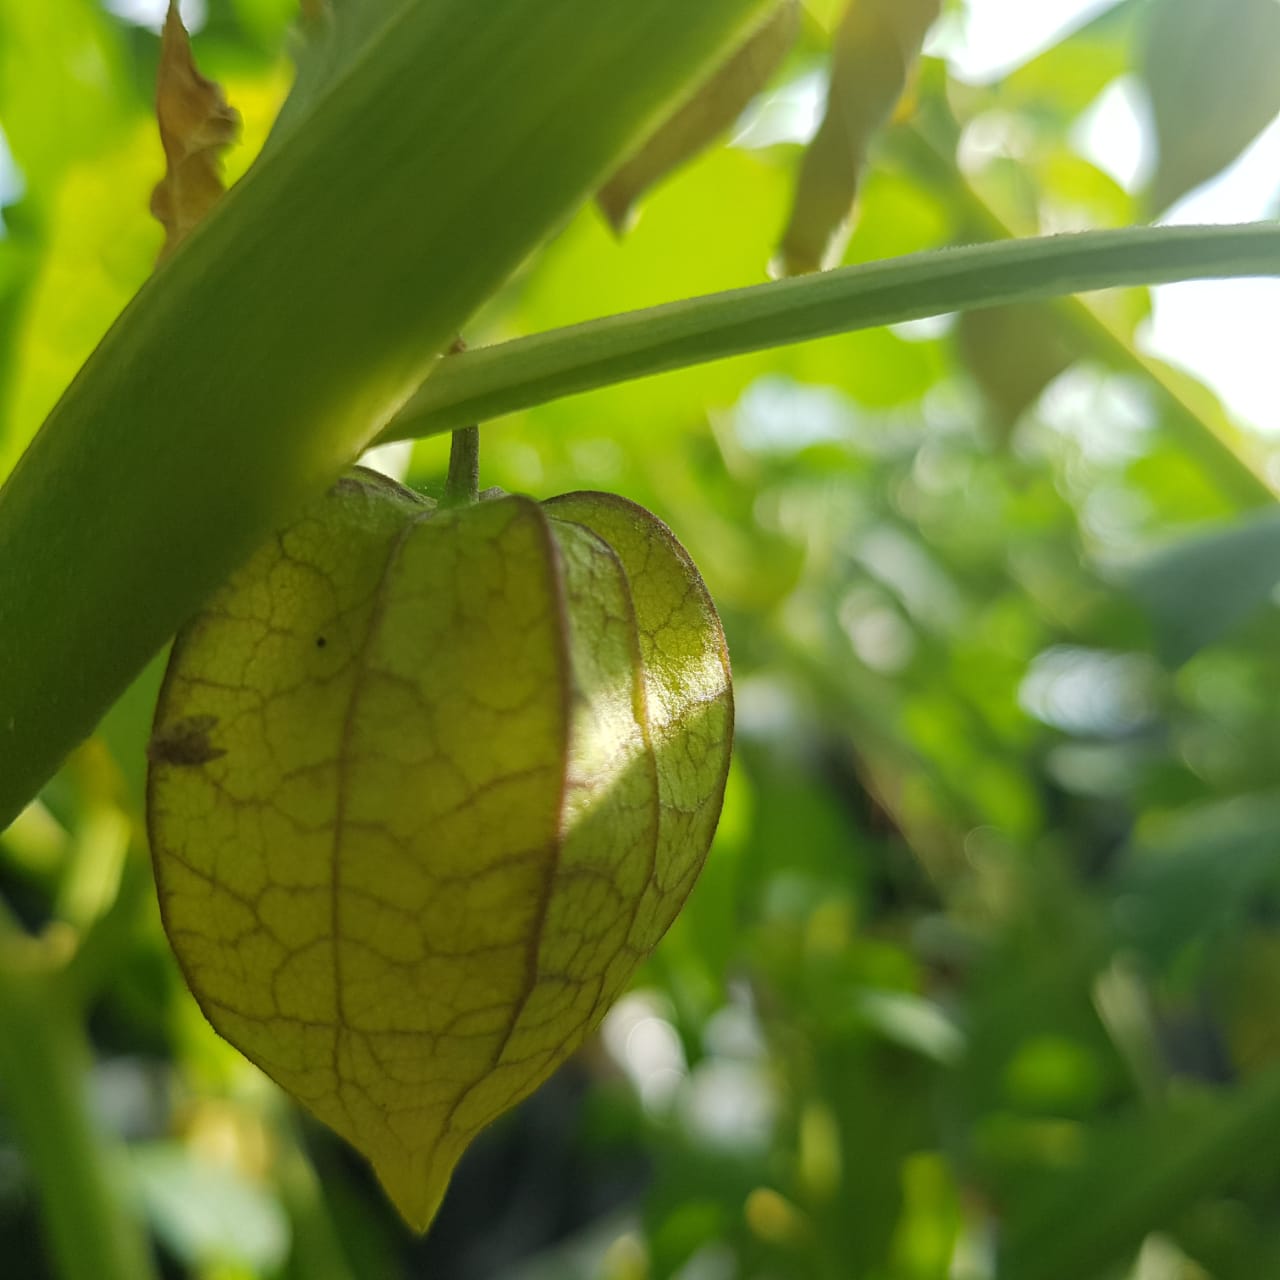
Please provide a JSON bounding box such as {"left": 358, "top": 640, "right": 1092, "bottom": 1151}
{"left": 1142, "top": 0, "right": 1280, "bottom": 212}
{"left": 778, "top": 0, "right": 940, "bottom": 274}
{"left": 1118, "top": 506, "right": 1280, "bottom": 665}
{"left": 598, "top": 1, "right": 800, "bottom": 233}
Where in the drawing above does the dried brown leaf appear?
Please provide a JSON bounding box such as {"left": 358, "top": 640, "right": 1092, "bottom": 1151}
{"left": 777, "top": 0, "right": 938, "bottom": 275}
{"left": 597, "top": 1, "right": 799, "bottom": 232}
{"left": 150, "top": 2, "right": 241, "bottom": 261}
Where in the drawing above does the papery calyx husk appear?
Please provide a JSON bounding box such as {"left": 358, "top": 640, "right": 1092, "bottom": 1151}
{"left": 147, "top": 468, "right": 733, "bottom": 1229}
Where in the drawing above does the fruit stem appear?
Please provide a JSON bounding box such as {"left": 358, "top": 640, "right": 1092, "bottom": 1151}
{"left": 443, "top": 426, "right": 480, "bottom": 506}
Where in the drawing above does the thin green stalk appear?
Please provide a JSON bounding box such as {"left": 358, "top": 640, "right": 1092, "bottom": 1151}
{"left": 380, "top": 222, "right": 1280, "bottom": 487}
{"left": 0, "top": 936, "right": 158, "bottom": 1280}
{"left": 442, "top": 427, "right": 481, "bottom": 507}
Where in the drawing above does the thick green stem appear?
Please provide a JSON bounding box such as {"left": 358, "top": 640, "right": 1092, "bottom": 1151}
{"left": 0, "top": 0, "right": 773, "bottom": 832}
{"left": 442, "top": 426, "right": 481, "bottom": 507}
{"left": 0, "top": 936, "right": 157, "bottom": 1280}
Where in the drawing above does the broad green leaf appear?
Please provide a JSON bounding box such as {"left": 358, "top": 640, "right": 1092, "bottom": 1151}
{"left": 0, "top": 0, "right": 772, "bottom": 830}
{"left": 778, "top": 0, "right": 940, "bottom": 274}
{"left": 147, "top": 471, "right": 732, "bottom": 1229}
{"left": 1141, "top": 0, "right": 1280, "bottom": 212}
{"left": 1117, "top": 506, "right": 1280, "bottom": 665}
{"left": 598, "top": 1, "right": 800, "bottom": 232}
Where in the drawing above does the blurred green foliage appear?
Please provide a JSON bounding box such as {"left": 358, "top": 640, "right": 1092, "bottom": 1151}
{"left": 3, "top": 2, "right": 1280, "bottom": 1277}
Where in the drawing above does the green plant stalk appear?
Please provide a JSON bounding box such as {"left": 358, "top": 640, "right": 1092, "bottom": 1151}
{"left": 0, "top": 937, "right": 158, "bottom": 1280}
{"left": 381, "top": 222, "right": 1280, "bottom": 473}
{"left": 442, "top": 426, "right": 481, "bottom": 507}
{"left": 0, "top": 0, "right": 773, "bottom": 831}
